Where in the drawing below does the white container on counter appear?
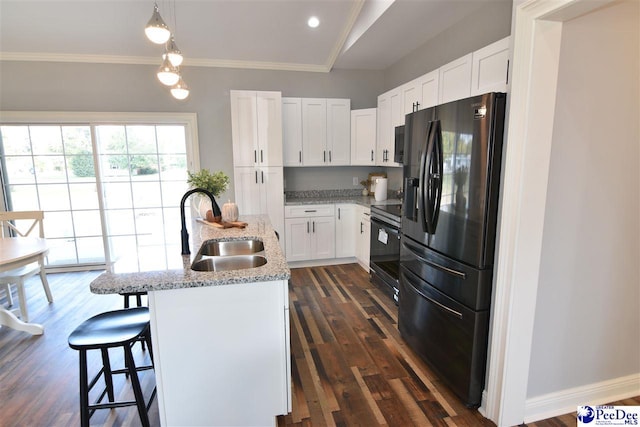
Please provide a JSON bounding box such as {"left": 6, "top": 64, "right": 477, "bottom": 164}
{"left": 374, "top": 177, "right": 388, "bottom": 201}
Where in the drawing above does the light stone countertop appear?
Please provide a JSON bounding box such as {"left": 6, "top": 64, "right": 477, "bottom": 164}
{"left": 285, "top": 195, "right": 402, "bottom": 207}
{"left": 90, "top": 214, "right": 290, "bottom": 295}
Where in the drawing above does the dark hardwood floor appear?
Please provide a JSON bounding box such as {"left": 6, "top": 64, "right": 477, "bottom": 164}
{"left": 1, "top": 264, "right": 636, "bottom": 426}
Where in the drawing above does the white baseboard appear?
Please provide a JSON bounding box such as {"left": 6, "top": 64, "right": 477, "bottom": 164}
{"left": 523, "top": 373, "right": 640, "bottom": 423}
{"left": 287, "top": 257, "right": 359, "bottom": 269}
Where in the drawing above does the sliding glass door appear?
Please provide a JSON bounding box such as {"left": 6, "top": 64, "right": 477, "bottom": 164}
{"left": 0, "top": 113, "right": 198, "bottom": 272}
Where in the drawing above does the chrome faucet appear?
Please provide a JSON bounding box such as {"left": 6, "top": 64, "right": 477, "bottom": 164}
{"left": 180, "top": 188, "right": 222, "bottom": 255}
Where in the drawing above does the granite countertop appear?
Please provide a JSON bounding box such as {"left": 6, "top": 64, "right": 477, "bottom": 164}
{"left": 285, "top": 192, "right": 402, "bottom": 207}
{"left": 90, "top": 214, "right": 290, "bottom": 295}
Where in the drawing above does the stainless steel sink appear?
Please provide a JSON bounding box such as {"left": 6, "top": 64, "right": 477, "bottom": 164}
{"left": 191, "top": 255, "right": 267, "bottom": 272}
{"left": 199, "top": 239, "right": 264, "bottom": 256}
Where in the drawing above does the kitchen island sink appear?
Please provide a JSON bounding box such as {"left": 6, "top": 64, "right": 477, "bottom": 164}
{"left": 90, "top": 215, "right": 291, "bottom": 426}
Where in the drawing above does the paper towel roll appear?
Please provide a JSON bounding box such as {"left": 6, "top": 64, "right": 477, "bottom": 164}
{"left": 374, "top": 178, "right": 388, "bottom": 201}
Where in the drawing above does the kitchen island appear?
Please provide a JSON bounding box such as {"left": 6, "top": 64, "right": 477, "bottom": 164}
{"left": 90, "top": 215, "right": 291, "bottom": 427}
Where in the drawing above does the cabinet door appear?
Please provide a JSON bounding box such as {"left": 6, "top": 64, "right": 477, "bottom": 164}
{"left": 362, "top": 213, "right": 371, "bottom": 269}
{"left": 403, "top": 81, "right": 420, "bottom": 116}
{"left": 356, "top": 207, "right": 371, "bottom": 270}
{"left": 233, "top": 167, "right": 261, "bottom": 215}
{"left": 302, "top": 98, "right": 327, "bottom": 166}
{"left": 438, "top": 53, "right": 473, "bottom": 104}
{"left": 230, "top": 91, "right": 258, "bottom": 167}
{"left": 282, "top": 98, "right": 303, "bottom": 166}
{"left": 416, "top": 69, "right": 439, "bottom": 109}
{"left": 326, "top": 99, "right": 351, "bottom": 165}
{"left": 376, "top": 93, "right": 391, "bottom": 167}
{"left": 256, "top": 91, "right": 283, "bottom": 167}
{"left": 285, "top": 218, "right": 311, "bottom": 262}
{"left": 350, "top": 109, "right": 377, "bottom": 166}
{"left": 260, "top": 167, "right": 285, "bottom": 251}
{"left": 335, "top": 204, "right": 356, "bottom": 258}
{"left": 471, "top": 36, "right": 510, "bottom": 96}
{"left": 311, "top": 216, "right": 335, "bottom": 260}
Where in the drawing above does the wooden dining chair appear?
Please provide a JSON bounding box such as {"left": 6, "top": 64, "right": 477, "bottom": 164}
{"left": 0, "top": 210, "right": 53, "bottom": 322}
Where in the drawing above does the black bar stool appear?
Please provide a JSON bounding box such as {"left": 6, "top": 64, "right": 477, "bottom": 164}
{"left": 68, "top": 307, "right": 155, "bottom": 427}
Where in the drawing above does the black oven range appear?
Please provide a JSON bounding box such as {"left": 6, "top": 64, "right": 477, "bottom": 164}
{"left": 369, "top": 204, "right": 402, "bottom": 304}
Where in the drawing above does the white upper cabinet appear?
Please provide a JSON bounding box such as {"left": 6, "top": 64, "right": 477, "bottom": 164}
{"left": 471, "top": 36, "right": 511, "bottom": 96}
{"left": 230, "top": 90, "right": 283, "bottom": 167}
{"left": 326, "top": 99, "right": 351, "bottom": 165}
{"left": 402, "top": 69, "right": 440, "bottom": 114}
{"left": 375, "top": 87, "right": 402, "bottom": 167}
{"left": 438, "top": 53, "right": 473, "bottom": 105}
{"left": 282, "top": 97, "right": 303, "bottom": 166}
{"left": 350, "top": 108, "right": 377, "bottom": 166}
{"left": 301, "top": 98, "right": 327, "bottom": 166}
{"left": 289, "top": 97, "right": 351, "bottom": 167}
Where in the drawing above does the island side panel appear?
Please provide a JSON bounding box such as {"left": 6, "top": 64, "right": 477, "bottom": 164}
{"left": 148, "top": 280, "right": 290, "bottom": 427}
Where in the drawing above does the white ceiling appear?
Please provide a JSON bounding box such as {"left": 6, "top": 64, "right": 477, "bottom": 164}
{"left": 0, "top": 0, "right": 496, "bottom": 72}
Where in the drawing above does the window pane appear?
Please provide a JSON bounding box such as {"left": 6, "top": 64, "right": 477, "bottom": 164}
{"left": 62, "top": 126, "right": 92, "bottom": 152}
{"left": 135, "top": 208, "right": 165, "bottom": 246}
{"left": 126, "top": 125, "right": 157, "bottom": 154}
{"left": 8, "top": 185, "right": 39, "bottom": 210}
{"left": 100, "top": 154, "right": 131, "bottom": 181}
{"left": 96, "top": 126, "right": 126, "bottom": 154}
{"left": 73, "top": 210, "right": 102, "bottom": 237}
{"left": 38, "top": 183, "right": 71, "bottom": 211}
{"left": 1, "top": 126, "right": 32, "bottom": 155}
{"left": 69, "top": 183, "right": 100, "bottom": 210}
{"left": 47, "top": 238, "right": 78, "bottom": 265}
{"left": 102, "top": 182, "right": 133, "bottom": 209}
{"left": 30, "top": 126, "right": 63, "bottom": 155}
{"left": 131, "top": 182, "right": 162, "bottom": 208}
{"left": 104, "top": 209, "right": 135, "bottom": 235}
{"left": 157, "top": 125, "right": 186, "bottom": 154}
{"left": 4, "top": 157, "right": 36, "bottom": 184}
{"left": 161, "top": 180, "right": 188, "bottom": 208}
{"left": 44, "top": 211, "right": 74, "bottom": 238}
{"left": 76, "top": 237, "right": 105, "bottom": 264}
{"left": 66, "top": 155, "right": 96, "bottom": 182}
{"left": 159, "top": 155, "right": 187, "bottom": 181}
{"left": 33, "top": 155, "right": 67, "bottom": 183}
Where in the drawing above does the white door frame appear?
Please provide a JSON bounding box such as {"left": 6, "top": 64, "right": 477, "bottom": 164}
{"left": 480, "top": 0, "right": 617, "bottom": 425}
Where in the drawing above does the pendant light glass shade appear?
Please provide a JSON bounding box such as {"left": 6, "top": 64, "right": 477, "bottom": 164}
{"left": 163, "top": 37, "right": 183, "bottom": 67}
{"left": 171, "top": 77, "right": 190, "bottom": 100}
{"left": 157, "top": 58, "right": 180, "bottom": 86}
{"left": 145, "top": 3, "right": 171, "bottom": 44}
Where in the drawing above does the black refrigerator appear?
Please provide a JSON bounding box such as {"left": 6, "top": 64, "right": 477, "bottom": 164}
{"left": 399, "top": 92, "right": 506, "bottom": 407}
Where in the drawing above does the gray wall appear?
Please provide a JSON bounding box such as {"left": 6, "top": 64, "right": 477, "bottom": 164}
{"left": 527, "top": 0, "right": 640, "bottom": 397}
{"left": 383, "top": 0, "right": 512, "bottom": 91}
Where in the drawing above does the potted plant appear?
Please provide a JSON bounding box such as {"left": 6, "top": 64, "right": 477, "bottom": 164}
{"left": 187, "top": 169, "right": 230, "bottom": 217}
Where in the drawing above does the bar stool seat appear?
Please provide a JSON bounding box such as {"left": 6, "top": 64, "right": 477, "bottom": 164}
{"left": 68, "top": 307, "right": 155, "bottom": 427}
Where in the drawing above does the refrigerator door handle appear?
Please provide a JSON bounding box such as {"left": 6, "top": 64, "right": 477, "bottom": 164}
{"left": 426, "top": 120, "right": 443, "bottom": 233}
{"left": 402, "top": 241, "right": 467, "bottom": 279}
{"left": 418, "top": 121, "right": 434, "bottom": 233}
{"left": 401, "top": 270, "right": 463, "bottom": 319}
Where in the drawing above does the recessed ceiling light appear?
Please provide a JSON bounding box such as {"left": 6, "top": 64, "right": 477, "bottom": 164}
{"left": 308, "top": 16, "right": 320, "bottom": 28}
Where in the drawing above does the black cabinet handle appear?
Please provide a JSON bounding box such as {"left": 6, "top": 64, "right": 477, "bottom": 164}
{"left": 255, "top": 171, "right": 258, "bottom": 184}
{"left": 360, "top": 222, "right": 363, "bottom": 234}
{"left": 307, "top": 221, "right": 310, "bottom": 233}
{"left": 371, "top": 150, "right": 374, "bottom": 161}
{"left": 254, "top": 150, "right": 257, "bottom": 163}
{"left": 338, "top": 208, "right": 341, "bottom": 220}
{"left": 299, "top": 151, "right": 302, "bottom": 163}
{"left": 260, "top": 149, "right": 263, "bottom": 163}
{"left": 304, "top": 209, "right": 317, "bottom": 213}
{"left": 312, "top": 221, "right": 315, "bottom": 233}
{"left": 261, "top": 170, "right": 264, "bottom": 183}
{"left": 329, "top": 151, "right": 332, "bottom": 162}
{"left": 323, "top": 151, "right": 326, "bottom": 162}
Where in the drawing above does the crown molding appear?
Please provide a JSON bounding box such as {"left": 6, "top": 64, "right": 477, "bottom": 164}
{"left": 0, "top": 51, "right": 331, "bottom": 73}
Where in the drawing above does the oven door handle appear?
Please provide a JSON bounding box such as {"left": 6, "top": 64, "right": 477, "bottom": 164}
{"left": 402, "top": 241, "right": 466, "bottom": 279}
{"left": 371, "top": 217, "right": 401, "bottom": 236}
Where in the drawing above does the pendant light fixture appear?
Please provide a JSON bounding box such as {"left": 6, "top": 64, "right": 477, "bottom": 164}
{"left": 157, "top": 57, "right": 180, "bottom": 86}
{"left": 171, "top": 76, "right": 190, "bottom": 100}
{"left": 163, "top": 37, "right": 183, "bottom": 67}
{"left": 145, "top": 3, "right": 171, "bottom": 44}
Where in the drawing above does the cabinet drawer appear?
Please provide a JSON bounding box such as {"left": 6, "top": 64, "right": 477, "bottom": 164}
{"left": 285, "top": 204, "right": 334, "bottom": 218}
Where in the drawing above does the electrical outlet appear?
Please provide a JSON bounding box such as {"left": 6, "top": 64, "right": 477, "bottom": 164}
{"left": 352, "top": 177, "right": 359, "bottom": 186}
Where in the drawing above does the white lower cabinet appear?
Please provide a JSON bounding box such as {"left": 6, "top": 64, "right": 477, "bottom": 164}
{"left": 355, "top": 206, "right": 371, "bottom": 271}
{"left": 285, "top": 204, "right": 335, "bottom": 262}
{"left": 335, "top": 204, "right": 357, "bottom": 258}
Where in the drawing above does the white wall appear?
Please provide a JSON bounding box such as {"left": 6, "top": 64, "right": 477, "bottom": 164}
{"left": 527, "top": 0, "right": 640, "bottom": 397}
